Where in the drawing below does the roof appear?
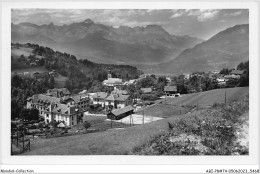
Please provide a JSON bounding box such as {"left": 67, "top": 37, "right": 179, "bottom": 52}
{"left": 57, "top": 122, "right": 66, "bottom": 127}
{"left": 111, "top": 88, "right": 128, "bottom": 95}
{"left": 129, "top": 79, "right": 136, "bottom": 84}
{"left": 111, "top": 105, "right": 134, "bottom": 116}
{"left": 141, "top": 88, "right": 152, "bottom": 93}
{"left": 106, "top": 93, "right": 130, "bottom": 101}
{"left": 103, "top": 78, "right": 123, "bottom": 84}
{"left": 30, "top": 94, "right": 61, "bottom": 104}
{"left": 70, "top": 94, "right": 89, "bottom": 103}
{"left": 164, "top": 86, "right": 177, "bottom": 92}
{"left": 52, "top": 104, "right": 83, "bottom": 115}
{"left": 230, "top": 70, "right": 245, "bottom": 75}
{"left": 47, "top": 88, "right": 71, "bottom": 95}
{"left": 92, "top": 92, "right": 108, "bottom": 99}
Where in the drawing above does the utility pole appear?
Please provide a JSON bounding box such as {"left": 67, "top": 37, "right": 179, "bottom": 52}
{"left": 143, "top": 105, "right": 145, "bottom": 125}
{"left": 225, "top": 90, "right": 227, "bottom": 104}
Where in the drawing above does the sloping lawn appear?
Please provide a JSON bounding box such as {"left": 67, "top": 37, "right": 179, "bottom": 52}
{"left": 11, "top": 47, "right": 34, "bottom": 58}
{"left": 22, "top": 113, "right": 194, "bottom": 155}
{"left": 164, "top": 87, "right": 249, "bottom": 106}
{"left": 135, "top": 87, "right": 248, "bottom": 118}
{"left": 136, "top": 104, "right": 190, "bottom": 118}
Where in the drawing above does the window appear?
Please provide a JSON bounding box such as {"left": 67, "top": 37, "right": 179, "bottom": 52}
{"left": 47, "top": 114, "right": 49, "bottom": 118}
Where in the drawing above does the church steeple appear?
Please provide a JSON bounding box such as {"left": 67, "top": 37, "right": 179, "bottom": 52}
{"left": 107, "top": 69, "right": 112, "bottom": 79}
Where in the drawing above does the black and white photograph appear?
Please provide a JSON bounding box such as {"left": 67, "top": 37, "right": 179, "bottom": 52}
{"left": 1, "top": 1, "right": 259, "bottom": 173}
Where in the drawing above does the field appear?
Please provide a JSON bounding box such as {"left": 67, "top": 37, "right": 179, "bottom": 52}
{"left": 53, "top": 74, "right": 68, "bottom": 88}
{"left": 136, "top": 87, "right": 248, "bottom": 118}
{"left": 11, "top": 67, "right": 49, "bottom": 75}
{"left": 136, "top": 104, "right": 190, "bottom": 118}
{"left": 164, "top": 87, "right": 249, "bottom": 106}
{"left": 22, "top": 113, "right": 191, "bottom": 155}
{"left": 11, "top": 66, "right": 68, "bottom": 88}
{"left": 79, "top": 115, "right": 129, "bottom": 131}
{"left": 11, "top": 47, "right": 34, "bottom": 58}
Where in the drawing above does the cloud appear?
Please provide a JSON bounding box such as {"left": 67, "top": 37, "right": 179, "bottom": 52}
{"left": 170, "top": 10, "right": 185, "bottom": 18}
{"left": 187, "top": 9, "right": 220, "bottom": 21}
{"left": 197, "top": 10, "right": 220, "bottom": 21}
{"left": 223, "top": 10, "right": 243, "bottom": 17}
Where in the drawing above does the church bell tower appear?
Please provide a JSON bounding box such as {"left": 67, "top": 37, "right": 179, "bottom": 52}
{"left": 107, "top": 69, "right": 112, "bottom": 79}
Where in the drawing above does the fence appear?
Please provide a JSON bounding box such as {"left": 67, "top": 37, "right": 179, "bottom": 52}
{"left": 11, "top": 133, "right": 31, "bottom": 155}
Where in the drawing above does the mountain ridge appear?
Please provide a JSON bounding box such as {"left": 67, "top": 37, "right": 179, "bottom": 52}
{"left": 11, "top": 19, "right": 203, "bottom": 65}
{"left": 157, "top": 24, "right": 249, "bottom": 74}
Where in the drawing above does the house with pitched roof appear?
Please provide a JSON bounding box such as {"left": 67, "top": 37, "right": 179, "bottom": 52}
{"left": 27, "top": 94, "right": 61, "bottom": 117}
{"left": 45, "top": 104, "right": 83, "bottom": 126}
{"left": 164, "top": 86, "right": 177, "bottom": 96}
{"left": 107, "top": 105, "right": 134, "bottom": 120}
{"left": 46, "top": 88, "right": 71, "bottom": 98}
{"left": 105, "top": 93, "right": 132, "bottom": 109}
{"left": 27, "top": 93, "right": 84, "bottom": 126}
{"left": 92, "top": 92, "right": 108, "bottom": 107}
{"left": 62, "top": 93, "right": 90, "bottom": 111}
{"left": 141, "top": 88, "right": 152, "bottom": 94}
{"left": 230, "top": 70, "right": 246, "bottom": 76}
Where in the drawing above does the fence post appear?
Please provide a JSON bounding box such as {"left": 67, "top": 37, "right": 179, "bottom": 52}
{"left": 143, "top": 105, "right": 145, "bottom": 125}
{"left": 225, "top": 90, "right": 227, "bottom": 103}
{"left": 16, "top": 130, "right": 19, "bottom": 146}
{"left": 22, "top": 133, "right": 24, "bottom": 151}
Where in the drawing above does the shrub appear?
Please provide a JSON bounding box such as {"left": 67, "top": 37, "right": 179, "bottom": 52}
{"left": 132, "top": 95, "right": 249, "bottom": 155}
{"left": 83, "top": 121, "right": 91, "bottom": 130}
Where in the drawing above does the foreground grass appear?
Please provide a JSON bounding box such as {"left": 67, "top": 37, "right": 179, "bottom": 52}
{"left": 22, "top": 113, "right": 193, "bottom": 155}
{"left": 132, "top": 95, "right": 249, "bottom": 155}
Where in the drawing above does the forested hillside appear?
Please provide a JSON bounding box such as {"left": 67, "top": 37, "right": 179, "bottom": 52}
{"left": 11, "top": 43, "right": 143, "bottom": 92}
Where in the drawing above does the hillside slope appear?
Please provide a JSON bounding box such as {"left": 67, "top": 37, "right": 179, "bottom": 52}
{"left": 22, "top": 87, "right": 249, "bottom": 155}
{"left": 158, "top": 24, "right": 249, "bottom": 74}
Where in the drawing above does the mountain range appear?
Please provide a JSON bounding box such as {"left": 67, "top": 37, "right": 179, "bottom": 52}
{"left": 159, "top": 24, "right": 249, "bottom": 74}
{"left": 11, "top": 19, "right": 249, "bottom": 74}
{"left": 11, "top": 19, "right": 202, "bottom": 65}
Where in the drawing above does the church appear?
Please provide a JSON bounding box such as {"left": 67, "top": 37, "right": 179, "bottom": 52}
{"left": 102, "top": 70, "right": 123, "bottom": 87}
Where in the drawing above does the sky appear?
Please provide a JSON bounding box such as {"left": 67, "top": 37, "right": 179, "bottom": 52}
{"left": 11, "top": 9, "right": 249, "bottom": 39}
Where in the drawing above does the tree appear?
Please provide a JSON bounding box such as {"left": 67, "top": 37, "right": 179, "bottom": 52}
{"left": 38, "top": 58, "right": 45, "bottom": 66}
{"left": 11, "top": 75, "right": 22, "bottom": 88}
{"left": 50, "top": 76, "right": 55, "bottom": 88}
{"left": 83, "top": 121, "right": 91, "bottom": 131}
{"left": 30, "top": 108, "right": 39, "bottom": 121}
{"left": 19, "top": 108, "right": 30, "bottom": 121}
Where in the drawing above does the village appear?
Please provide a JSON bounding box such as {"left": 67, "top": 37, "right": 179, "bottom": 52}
{"left": 11, "top": 63, "right": 249, "bottom": 155}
